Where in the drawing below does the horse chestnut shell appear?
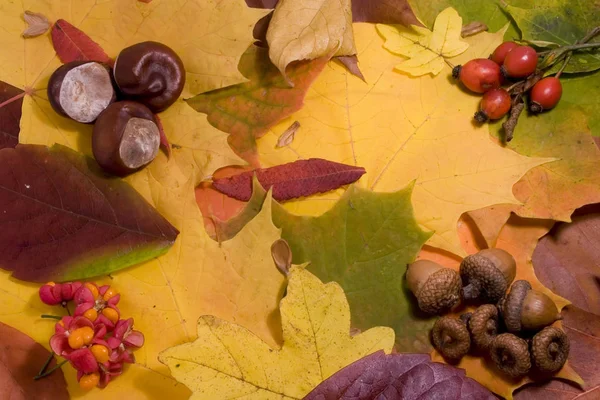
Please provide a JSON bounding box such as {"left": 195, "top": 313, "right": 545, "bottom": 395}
{"left": 113, "top": 41, "right": 185, "bottom": 112}
{"left": 48, "top": 61, "right": 116, "bottom": 123}
{"left": 92, "top": 101, "right": 160, "bottom": 176}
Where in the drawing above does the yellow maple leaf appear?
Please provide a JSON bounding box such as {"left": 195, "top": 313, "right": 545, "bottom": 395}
{"left": 376, "top": 7, "right": 469, "bottom": 76}
{"left": 256, "top": 20, "right": 552, "bottom": 255}
{"left": 159, "top": 266, "right": 395, "bottom": 399}
{"left": 266, "top": 0, "right": 355, "bottom": 81}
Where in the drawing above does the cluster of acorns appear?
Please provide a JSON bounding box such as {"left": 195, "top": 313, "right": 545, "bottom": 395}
{"left": 452, "top": 42, "right": 561, "bottom": 123}
{"left": 407, "top": 249, "right": 569, "bottom": 379}
{"left": 39, "top": 281, "right": 144, "bottom": 390}
{"left": 47, "top": 41, "right": 185, "bottom": 176}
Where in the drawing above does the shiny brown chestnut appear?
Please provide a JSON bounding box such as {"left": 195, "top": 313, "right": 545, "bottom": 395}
{"left": 92, "top": 101, "right": 160, "bottom": 176}
{"left": 48, "top": 61, "right": 116, "bottom": 123}
{"left": 113, "top": 41, "right": 185, "bottom": 113}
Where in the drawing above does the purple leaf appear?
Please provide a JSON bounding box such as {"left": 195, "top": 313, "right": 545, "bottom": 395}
{"left": 304, "top": 351, "right": 495, "bottom": 400}
{"left": 0, "top": 144, "right": 178, "bottom": 282}
{"left": 0, "top": 81, "right": 24, "bottom": 150}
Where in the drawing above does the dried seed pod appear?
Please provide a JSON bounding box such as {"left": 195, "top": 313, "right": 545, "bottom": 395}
{"left": 406, "top": 260, "right": 462, "bottom": 314}
{"left": 502, "top": 280, "right": 561, "bottom": 332}
{"left": 48, "top": 61, "right": 116, "bottom": 123}
{"left": 490, "top": 333, "right": 531, "bottom": 378}
{"left": 531, "top": 326, "right": 570, "bottom": 374}
{"left": 468, "top": 304, "right": 499, "bottom": 351}
{"left": 460, "top": 248, "right": 516, "bottom": 303}
{"left": 432, "top": 316, "right": 470, "bottom": 361}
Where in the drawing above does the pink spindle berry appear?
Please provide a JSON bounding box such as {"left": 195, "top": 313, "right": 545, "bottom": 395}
{"left": 39, "top": 282, "right": 63, "bottom": 305}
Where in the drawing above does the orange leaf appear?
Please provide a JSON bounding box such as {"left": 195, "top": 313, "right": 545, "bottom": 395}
{"left": 185, "top": 45, "right": 328, "bottom": 166}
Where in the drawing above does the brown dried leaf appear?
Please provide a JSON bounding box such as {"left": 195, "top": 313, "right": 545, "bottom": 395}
{"left": 461, "top": 21, "right": 488, "bottom": 37}
{"left": 22, "top": 11, "right": 50, "bottom": 38}
{"left": 276, "top": 121, "right": 300, "bottom": 148}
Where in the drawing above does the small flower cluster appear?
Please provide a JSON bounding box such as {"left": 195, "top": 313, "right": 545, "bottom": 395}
{"left": 39, "top": 282, "right": 144, "bottom": 390}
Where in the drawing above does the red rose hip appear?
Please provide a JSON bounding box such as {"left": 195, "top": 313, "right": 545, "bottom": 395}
{"left": 502, "top": 46, "right": 538, "bottom": 78}
{"left": 452, "top": 58, "right": 502, "bottom": 93}
{"left": 475, "top": 88, "right": 511, "bottom": 122}
{"left": 530, "top": 77, "right": 562, "bottom": 113}
{"left": 491, "top": 41, "right": 519, "bottom": 65}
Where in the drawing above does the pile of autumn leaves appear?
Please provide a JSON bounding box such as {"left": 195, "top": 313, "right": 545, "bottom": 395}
{"left": 2, "top": 0, "right": 600, "bottom": 399}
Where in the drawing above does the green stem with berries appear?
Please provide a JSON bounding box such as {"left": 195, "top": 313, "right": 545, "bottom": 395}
{"left": 34, "top": 360, "right": 68, "bottom": 380}
{"left": 41, "top": 314, "right": 62, "bottom": 320}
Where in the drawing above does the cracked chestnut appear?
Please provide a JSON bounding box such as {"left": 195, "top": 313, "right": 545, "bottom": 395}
{"left": 92, "top": 101, "right": 160, "bottom": 176}
{"left": 48, "top": 61, "right": 116, "bottom": 123}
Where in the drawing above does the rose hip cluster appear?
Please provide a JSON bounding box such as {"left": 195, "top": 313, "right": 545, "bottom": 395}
{"left": 452, "top": 43, "right": 561, "bottom": 123}
{"left": 39, "top": 282, "right": 144, "bottom": 391}
{"left": 47, "top": 41, "right": 185, "bottom": 176}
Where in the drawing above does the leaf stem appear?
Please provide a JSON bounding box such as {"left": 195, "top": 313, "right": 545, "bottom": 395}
{"left": 37, "top": 353, "right": 55, "bottom": 377}
{"left": 41, "top": 314, "right": 62, "bottom": 320}
{"left": 33, "top": 360, "right": 68, "bottom": 380}
{"left": 0, "top": 91, "right": 27, "bottom": 109}
{"left": 555, "top": 27, "right": 600, "bottom": 78}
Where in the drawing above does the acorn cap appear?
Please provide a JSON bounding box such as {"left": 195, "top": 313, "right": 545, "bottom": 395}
{"left": 460, "top": 248, "right": 516, "bottom": 303}
{"left": 468, "top": 304, "right": 499, "bottom": 351}
{"left": 532, "top": 326, "right": 570, "bottom": 374}
{"left": 432, "top": 316, "right": 470, "bottom": 361}
{"left": 416, "top": 267, "right": 462, "bottom": 314}
{"left": 490, "top": 333, "right": 531, "bottom": 378}
{"left": 502, "top": 280, "right": 531, "bottom": 332}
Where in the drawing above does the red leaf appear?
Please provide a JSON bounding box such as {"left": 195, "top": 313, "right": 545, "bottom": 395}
{"left": 245, "top": 0, "right": 421, "bottom": 25}
{"left": 351, "top": 0, "right": 421, "bottom": 26}
{"left": 0, "top": 144, "right": 179, "bottom": 283}
{"left": 0, "top": 81, "right": 24, "bottom": 150}
{"left": 51, "top": 19, "right": 112, "bottom": 65}
{"left": 186, "top": 46, "right": 327, "bottom": 165}
{"left": 335, "top": 55, "right": 366, "bottom": 81}
{"left": 514, "top": 306, "right": 600, "bottom": 399}
{"left": 304, "top": 350, "right": 494, "bottom": 400}
{"left": 212, "top": 159, "right": 366, "bottom": 201}
{"left": 154, "top": 114, "right": 171, "bottom": 159}
{"left": 0, "top": 322, "right": 69, "bottom": 400}
{"left": 532, "top": 205, "right": 600, "bottom": 315}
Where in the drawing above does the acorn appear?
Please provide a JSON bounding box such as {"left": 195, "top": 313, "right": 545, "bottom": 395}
{"left": 501, "top": 280, "right": 561, "bottom": 332}
{"left": 531, "top": 326, "right": 570, "bottom": 374}
{"left": 490, "top": 333, "right": 531, "bottom": 378}
{"left": 406, "top": 260, "right": 462, "bottom": 315}
{"left": 92, "top": 101, "right": 160, "bottom": 176}
{"left": 48, "top": 61, "right": 116, "bottom": 123}
{"left": 431, "top": 316, "right": 471, "bottom": 361}
{"left": 460, "top": 248, "right": 516, "bottom": 303}
{"left": 468, "top": 304, "right": 499, "bottom": 351}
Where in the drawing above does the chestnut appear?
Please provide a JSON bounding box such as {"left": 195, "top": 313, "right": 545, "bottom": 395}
{"left": 48, "top": 61, "right": 116, "bottom": 123}
{"left": 113, "top": 41, "right": 185, "bottom": 113}
{"left": 92, "top": 101, "right": 160, "bottom": 176}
